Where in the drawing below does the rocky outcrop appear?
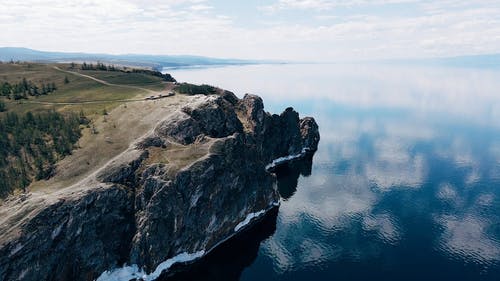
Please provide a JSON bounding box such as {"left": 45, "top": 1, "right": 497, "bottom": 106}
{"left": 0, "top": 91, "right": 319, "bottom": 281}
{"left": 0, "top": 185, "right": 136, "bottom": 280}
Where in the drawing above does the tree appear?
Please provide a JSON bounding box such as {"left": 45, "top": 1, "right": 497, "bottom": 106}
{"left": 64, "top": 76, "right": 70, "bottom": 84}
{"left": 21, "top": 78, "right": 29, "bottom": 92}
{"left": 0, "top": 110, "right": 82, "bottom": 197}
{"left": 0, "top": 101, "right": 6, "bottom": 112}
{"left": 1, "top": 82, "right": 11, "bottom": 97}
{"left": 32, "top": 85, "right": 40, "bottom": 96}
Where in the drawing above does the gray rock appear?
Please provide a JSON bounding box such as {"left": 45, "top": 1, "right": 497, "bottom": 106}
{"left": 136, "top": 136, "right": 167, "bottom": 149}
{"left": 156, "top": 95, "right": 243, "bottom": 145}
{"left": 156, "top": 110, "right": 202, "bottom": 145}
{"left": 300, "top": 117, "right": 320, "bottom": 152}
{"left": 96, "top": 150, "right": 149, "bottom": 184}
{"left": 0, "top": 185, "right": 135, "bottom": 281}
{"left": 0, "top": 92, "right": 320, "bottom": 280}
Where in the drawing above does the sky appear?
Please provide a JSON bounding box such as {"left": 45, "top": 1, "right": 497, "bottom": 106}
{"left": 1, "top": 0, "right": 500, "bottom": 61}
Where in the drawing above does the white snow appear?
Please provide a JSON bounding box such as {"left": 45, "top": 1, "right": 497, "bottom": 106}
{"left": 233, "top": 201, "right": 280, "bottom": 232}
{"left": 96, "top": 264, "right": 144, "bottom": 281}
{"left": 147, "top": 251, "right": 205, "bottom": 280}
{"left": 265, "top": 147, "right": 311, "bottom": 170}
{"left": 97, "top": 190, "right": 282, "bottom": 281}
{"left": 96, "top": 250, "right": 205, "bottom": 281}
{"left": 234, "top": 210, "right": 266, "bottom": 232}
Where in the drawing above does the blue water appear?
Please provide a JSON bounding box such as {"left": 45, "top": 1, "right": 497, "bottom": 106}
{"left": 166, "top": 64, "right": 500, "bottom": 281}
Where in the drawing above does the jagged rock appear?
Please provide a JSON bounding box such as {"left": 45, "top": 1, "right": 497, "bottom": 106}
{"left": 130, "top": 133, "right": 277, "bottom": 271}
{"left": 300, "top": 117, "right": 320, "bottom": 152}
{"left": 156, "top": 110, "right": 202, "bottom": 145}
{"left": 156, "top": 95, "right": 243, "bottom": 145}
{"left": 137, "top": 136, "right": 167, "bottom": 149}
{"left": 0, "top": 185, "right": 135, "bottom": 281}
{"left": 97, "top": 150, "right": 149, "bottom": 184}
{"left": 239, "top": 94, "right": 265, "bottom": 133}
{"left": 0, "top": 92, "right": 319, "bottom": 281}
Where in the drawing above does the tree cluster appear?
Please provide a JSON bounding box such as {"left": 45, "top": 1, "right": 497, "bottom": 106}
{"left": 0, "top": 111, "right": 82, "bottom": 197}
{"left": 1, "top": 78, "right": 57, "bottom": 100}
{"left": 174, "top": 83, "right": 217, "bottom": 95}
{"left": 79, "top": 62, "right": 176, "bottom": 82}
{"left": 80, "top": 62, "right": 117, "bottom": 71}
{"left": 130, "top": 69, "right": 176, "bottom": 82}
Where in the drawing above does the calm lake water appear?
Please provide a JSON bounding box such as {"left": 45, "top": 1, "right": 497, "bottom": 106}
{"left": 166, "top": 63, "right": 500, "bottom": 281}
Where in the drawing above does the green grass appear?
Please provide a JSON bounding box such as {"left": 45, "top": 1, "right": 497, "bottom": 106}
{"left": 0, "top": 62, "right": 186, "bottom": 197}
{"left": 74, "top": 69, "right": 166, "bottom": 90}
{"left": 0, "top": 62, "right": 169, "bottom": 118}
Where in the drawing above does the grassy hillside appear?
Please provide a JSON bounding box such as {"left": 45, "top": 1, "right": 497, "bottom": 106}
{"left": 0, "top": 61, "right": 177, "bottom": 198}
{"left": 0, "top": 62, "right": 172, "bottom": 117}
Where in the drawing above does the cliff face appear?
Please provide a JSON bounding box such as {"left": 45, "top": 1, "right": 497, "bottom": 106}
{"left": 0, "top": 92, "right": 319, "bottom": 281}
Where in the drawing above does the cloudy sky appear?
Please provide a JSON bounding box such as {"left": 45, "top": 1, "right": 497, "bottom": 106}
{"left": 1, "top": 0, "right": 500, "bottom": 61}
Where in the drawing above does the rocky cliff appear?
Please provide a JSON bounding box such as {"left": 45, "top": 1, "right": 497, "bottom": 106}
{"left": 0, "top": 92, "right": 319, "bottom": 281}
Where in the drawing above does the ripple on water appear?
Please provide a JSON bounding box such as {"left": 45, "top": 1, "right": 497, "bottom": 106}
{"left": 361, "top": 213, "right": 402, "bottom": 245}
{"left": 435, "top": 214, "right": 500, "bottom": 268}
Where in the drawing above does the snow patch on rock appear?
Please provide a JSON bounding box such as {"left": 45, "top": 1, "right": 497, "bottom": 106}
{"left": 96, "top": 251, "right": 205, "bottom": 281}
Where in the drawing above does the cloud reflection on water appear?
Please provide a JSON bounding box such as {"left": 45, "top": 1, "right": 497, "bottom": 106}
{"left": 436, "top": 215, "right": 500, "bottom": 266}
{"left": 169, "top": 64, "right": 500, "bottom": 278}
{"left": 262, "top": 104, "right": 500, "bottom": 273}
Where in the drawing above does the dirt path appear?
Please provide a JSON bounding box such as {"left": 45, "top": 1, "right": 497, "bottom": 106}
{"left": 18, "top": 67, "right": 176, "bottom": 106}
{"left": 53, "top": 66, "right": 157, "bottom": 94}
{"left": 23, "top": 98, "right": 145, "bottom": 105}
{"left": 0, "top": 94, "right": 195, "bottom": 243}
{"left": 0, "top": 68, "right": 187, "bottom": 244}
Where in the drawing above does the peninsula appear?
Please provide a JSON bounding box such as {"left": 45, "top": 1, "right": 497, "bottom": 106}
{"left": 0, "top": 62, "right": 319, "bottom": 280}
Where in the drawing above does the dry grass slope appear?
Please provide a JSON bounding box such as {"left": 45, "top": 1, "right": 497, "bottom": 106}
{"left": 0, "top": 62, "right": 184, "bottom": 194}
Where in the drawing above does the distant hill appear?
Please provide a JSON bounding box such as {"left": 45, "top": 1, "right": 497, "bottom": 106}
{"left": 0, "top": 47, "right": 268, "bottom": 70}
{"left": 378, "top": 53, "right": 500, "bottom": 68}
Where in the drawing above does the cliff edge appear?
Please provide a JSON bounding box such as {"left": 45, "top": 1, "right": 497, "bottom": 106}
{"left": 0, "top": 91, "right": 319, "bottom": 281}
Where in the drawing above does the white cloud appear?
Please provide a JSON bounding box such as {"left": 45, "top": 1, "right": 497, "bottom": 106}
{"left": 261, "top": 0, "right": 336, "bottom": 12}
{"left": 362, "top": 213, "right": 401, "bottom": 244}
{"left": 437, "top": 183, "right": 458, "bottom": 202}
{"left": 261, "top": 0, "right": 419, "bottom": 12}
{"left": 1, "top": 0, "right": 500, "bottom": 60}
{"left": 436, "top": 215, "right": 500, "bottom": 264}
{"left": 189, "top": 4, "right": 213, "bottom": 11}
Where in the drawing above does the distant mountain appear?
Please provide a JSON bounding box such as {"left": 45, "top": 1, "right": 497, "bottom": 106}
{"left": 0, "top": 47, "right": 269, "bottom": 70}
{"left": 378, "top": 53, "right": 500, "bottom": 68}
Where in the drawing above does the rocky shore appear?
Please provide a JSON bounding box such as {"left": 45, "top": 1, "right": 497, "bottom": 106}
{"left": 0, "top": 91, "right": 319, "bottom": 281}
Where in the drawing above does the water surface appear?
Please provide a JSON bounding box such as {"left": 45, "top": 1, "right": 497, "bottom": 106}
{"left": 167, "top": 63, "right": 500, "bottom": 281}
